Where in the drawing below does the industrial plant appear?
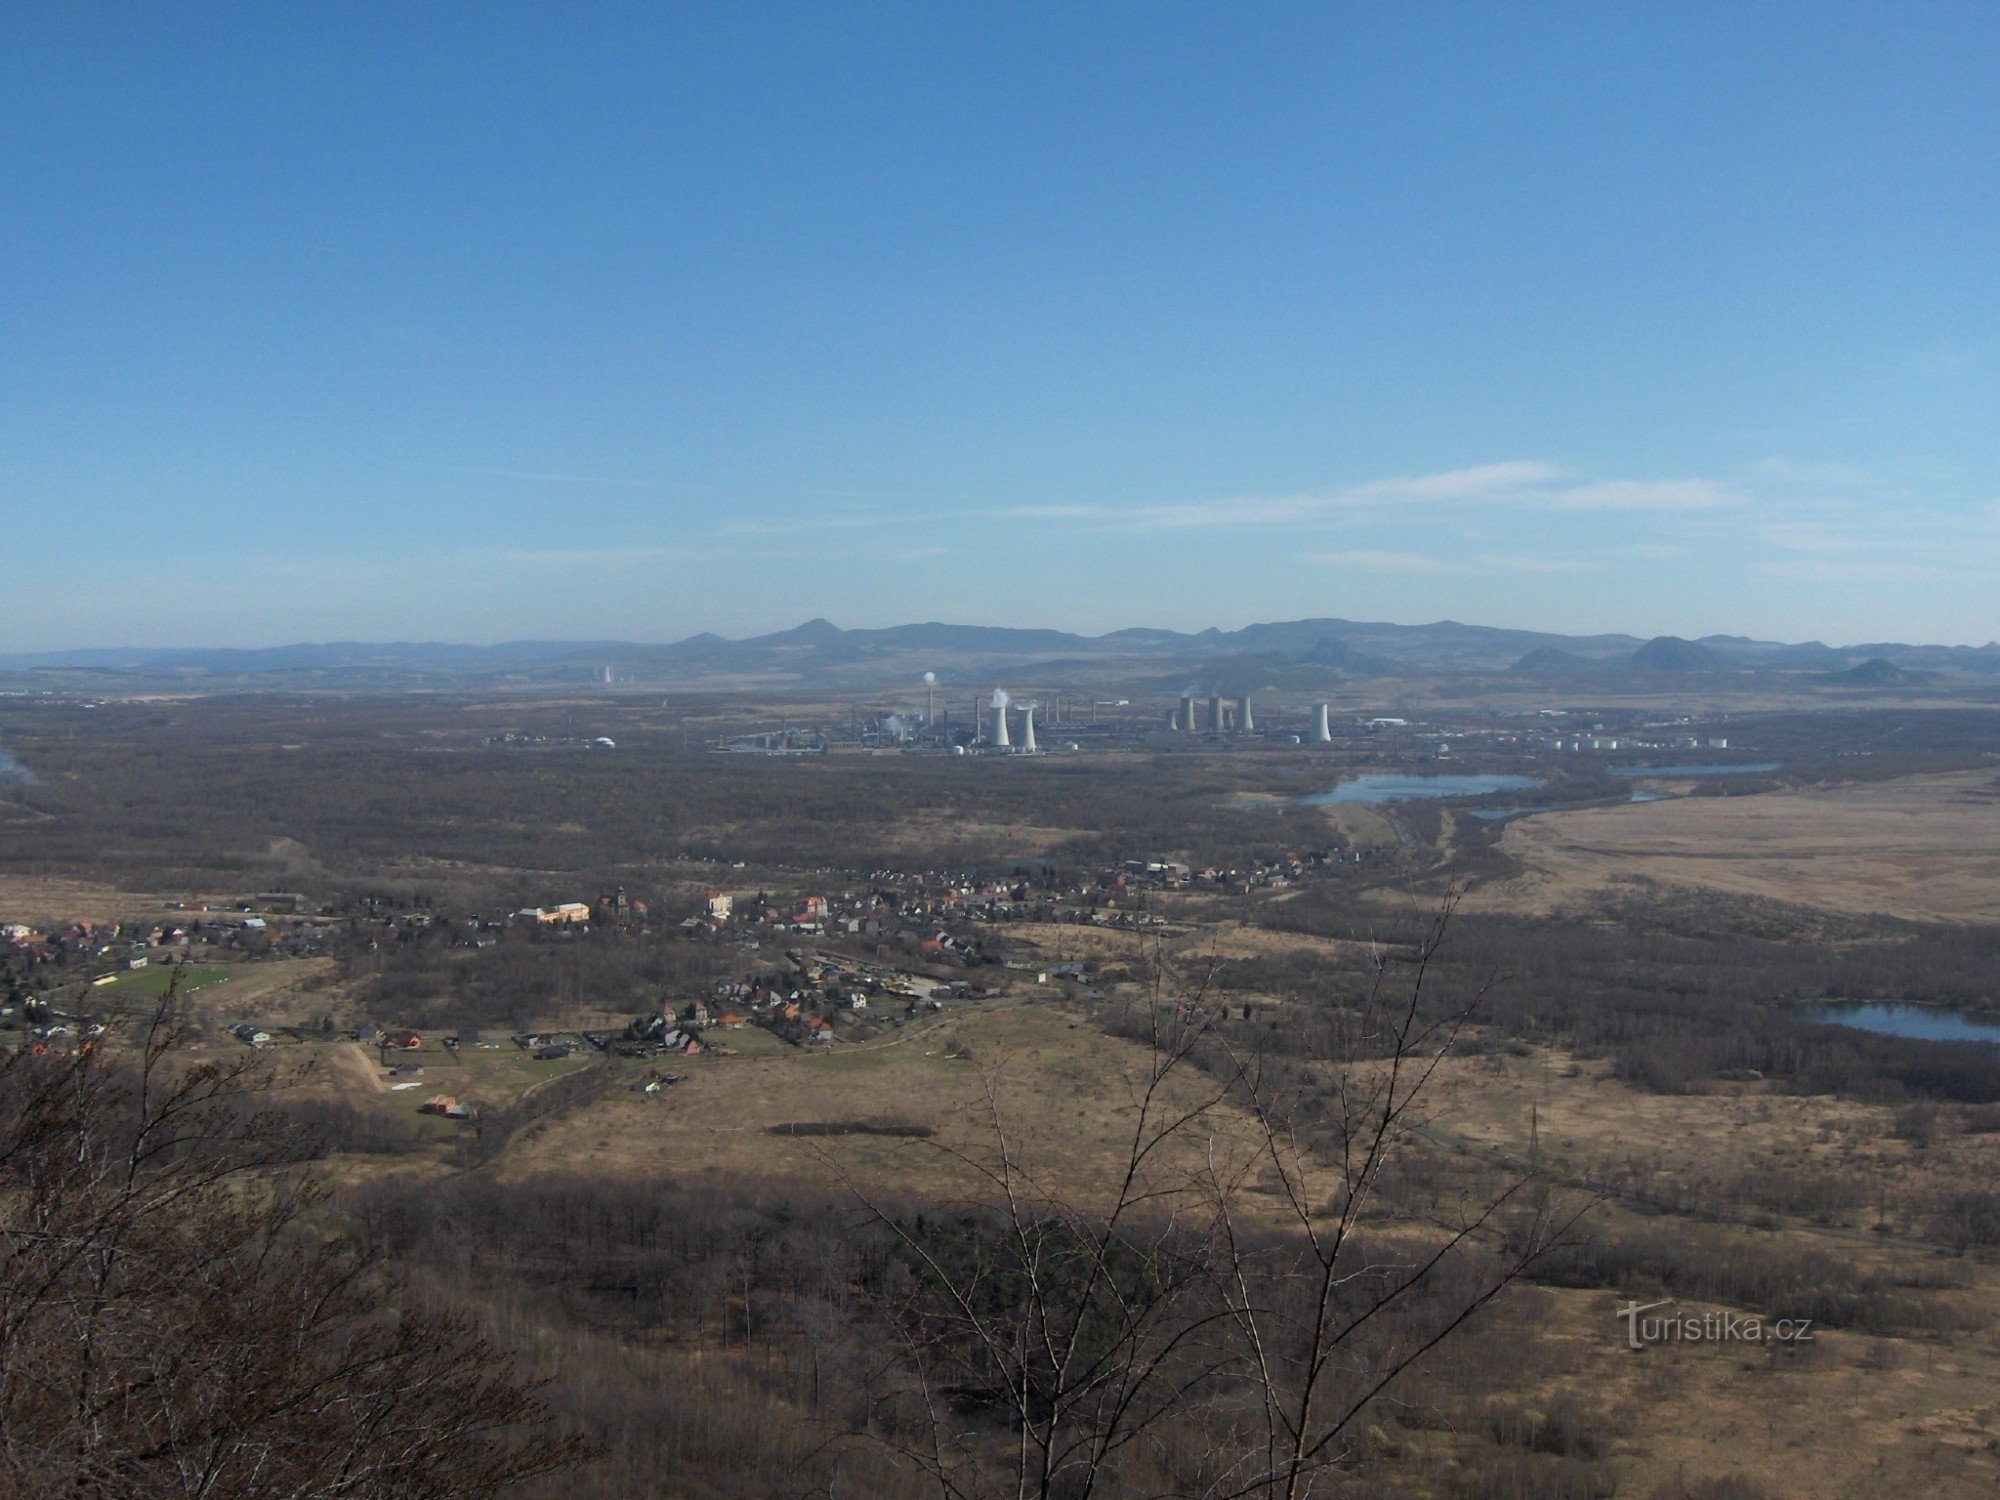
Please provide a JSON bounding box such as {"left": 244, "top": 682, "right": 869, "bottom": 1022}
{"left": 702, "top": 677, "right": 1381, "bottom": 759}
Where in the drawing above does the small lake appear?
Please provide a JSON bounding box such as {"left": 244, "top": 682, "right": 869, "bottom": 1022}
{"left": 1610, "top": 762, "right": 1782, "bottom": 778}
{"left": 1804, "top": 1003, "right": 2000, "bottom": 1047}
{"left": 1302, "top": 773, "right": 1544, "bottom": 806}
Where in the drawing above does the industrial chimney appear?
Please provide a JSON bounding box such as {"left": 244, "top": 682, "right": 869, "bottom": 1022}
{"left": 990, "top": 689, "right": 1011, "bottom": 748}
{"left": 1312, "top": 702, "right": 1332, "bottom": 742}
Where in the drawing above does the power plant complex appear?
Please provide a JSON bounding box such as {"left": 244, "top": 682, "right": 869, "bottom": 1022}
{"left": 795, "top": 675, "right": 1345, "bottom": 755}
{"left": 1169, "top": 693, "right": 1266, "bottom": 734}
{"left": 721, "top": 670, "right": 1356, "bottom": 757}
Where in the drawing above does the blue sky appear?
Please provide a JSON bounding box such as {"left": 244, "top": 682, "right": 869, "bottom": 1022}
{"left": 4, "top": 2, "right": 1998, "bottom": 649}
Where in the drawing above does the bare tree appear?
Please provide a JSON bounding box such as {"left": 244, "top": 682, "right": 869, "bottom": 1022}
{"left": 838, "top": 893, "right": 1579, "bottom": 1500}
{"left": 0, "top": 979, "right": 587, "bottom": 1498}
{"left": 842, "top": 998, "right": 1243, "bottom": 1499}
{"left": 1194, "top": 889, "right": 1579, "bottom": 1499}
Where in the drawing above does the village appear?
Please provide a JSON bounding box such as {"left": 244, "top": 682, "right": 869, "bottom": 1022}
{"left": 0, "top": 836, "right": 1369, "bottom": 1141}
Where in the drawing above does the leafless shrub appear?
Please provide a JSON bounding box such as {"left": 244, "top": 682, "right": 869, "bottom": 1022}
{"left": 835, "top": 893, "right": 1583, "bottom": 1499}
{"left": 0, "top": 980, "right": 586, "bottom": 1497}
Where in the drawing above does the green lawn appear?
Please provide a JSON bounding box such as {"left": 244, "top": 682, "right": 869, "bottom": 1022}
{"left": 98, "top": 964, "right": 231, "bottom": 998}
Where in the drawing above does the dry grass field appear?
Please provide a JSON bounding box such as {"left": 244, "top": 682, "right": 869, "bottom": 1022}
{"left": 495, "top": 1000, "right": 1281, "bottom": 1213}
{"left": 275, "top": 983, "right": 2000, "bottom": 1495}
{"left": 1485, "top": 770, "right": 2000, "bottom": 921}
{"left": 1416, "top": 1043, "right": 2000, "bottom": 1243}
{"left": 1470, "top": 1277, "right": 2000, "bottom": 1499}
{"left": 0, "top": 875, "right": 178, "bottom": 926}
{"left": 474, "top": 1003, "right": 2000, "bottom": 1494}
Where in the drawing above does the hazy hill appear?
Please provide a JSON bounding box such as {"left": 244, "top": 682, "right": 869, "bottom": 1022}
{"left": 1629, "top": 636, "right": 1728, "bottom": 673}
{"left": 1821, "top": 657, "right": 1927, "bottom": 687}
{"left": 1508, "top": 646, "right": 1597, "bottom": 675}
{"left": 4, "top": 616, "right": 1998, "bottom": 692}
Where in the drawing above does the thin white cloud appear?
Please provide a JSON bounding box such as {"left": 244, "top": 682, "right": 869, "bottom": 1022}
{"left": 1341, "top": 460, "right": 1562, "bottom": 502}
{"left": 1002, "top": 503, "right": 1113, "bottom": 521}
{"left": 1753, "top": 457, "right": 1872, "bottom": 488}
{"left": 1542, "top": 479, "right": 1733, "bottom": 512}
{"left": 1760, "top": 557, "right": 2000, "bottom": 586}
{"left": 996, "top": 462, "right": 1737, "bottom": 533}
{"left": 1473, "top": 551, "right": 1590, "bottom": 574}
{"left": 999, "top": 495, "right": 1325, "bottom": 528}
{"left": 488, "top": 545, "right": 692, "bottom": 568}
{"left": 440, "top": 465, "right": 652, "bottom": 487}
{"left": 1304, "top": 550, "right": 1481, "bottom": 576}
{"left": 1759, "top": 523, "right": 1864, "bottom": 554}
{"left": 722, "top": 513, "right": 892, "bottom": 536}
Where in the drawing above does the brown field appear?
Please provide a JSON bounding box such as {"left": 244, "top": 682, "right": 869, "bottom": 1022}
{"left": 0, "top": 875, "right": 180, "bottom": 926}
{"left": 1485, "top": 769, "right": 2000, "bottom": 921}
{"left": 1314, "top": 800, "right": 1403, "bottom": 848}
{"left": 1472, "top": 1278, "right": 2000, "bottom": 1499}
{"left": 291, "top": 984, "right": 2000, "bottom": 1495}
{"left": 1416, "top": 1042, "right": 2000, "bottom": 1244}
{"left": 476, "top": 1003, "right": 2000, "bottom": 1494}
{"left": 988, "top": 917, "right": 1396, "bottom": 972}
{"left": 493, "top": 1000, "right": 1277, "bottom": 1212}
{"left": 194, "top": 957, "right": 338, "bottom": 1022}
{"left": 1304, "top": 1045, "right": 2000, "bottom": 1495}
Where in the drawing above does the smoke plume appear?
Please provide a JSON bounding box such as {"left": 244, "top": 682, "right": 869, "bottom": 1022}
{"left": 0, "top": 746, "right": 36, "bottom": 785}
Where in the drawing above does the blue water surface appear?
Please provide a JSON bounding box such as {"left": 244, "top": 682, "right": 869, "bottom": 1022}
{"left": 1302, "top": 773, "right": 1544, "bottom": 805}
{"left": 1804, "top": 1003, "right": 2000, "bottom": 1047}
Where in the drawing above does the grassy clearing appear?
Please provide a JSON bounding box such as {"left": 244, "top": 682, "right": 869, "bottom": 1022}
{"left": 1490, "top": 769, "right": 2000, "bottom": 921}
{"left": 1317, "top": 802, "right": 1400, "bottom": 848}
{"left": 705, "top": 1025, "right": 792, "bottom": 1058}
{"left": 493, "top": 1000, "right": 1274, "bottom": 1208}
{"left": 99, "top": 964, "right": 232, "bottom": 998}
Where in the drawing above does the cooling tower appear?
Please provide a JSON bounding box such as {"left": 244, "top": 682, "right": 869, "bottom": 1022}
{"left": 1208, "top": 694, "right": 1225, "bottom": 733}
{"left": 990, "top": 693, "right": 1011, "bottom": 748}
{"left": 1239, "top": 695, "right": 1254, "bottom": 732}
{"left": 1178, "top": 695, "right": 1196, "bottom": 734}
{"left": 1019, "top": 705, "right": 1037, "bottom": 753}
{"left": 1312, "top": 702, "right": 1332, "bottom": 742}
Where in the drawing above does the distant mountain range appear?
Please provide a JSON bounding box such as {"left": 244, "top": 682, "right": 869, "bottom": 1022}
{"left": 3, "top": 618, "right": 1997, "bottom": 693}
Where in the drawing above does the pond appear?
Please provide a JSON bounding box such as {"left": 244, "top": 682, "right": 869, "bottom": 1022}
{"left": 1803, "top": 1003, "right": 2000, "bottom": 1047}
{"left": 1301, "top": 773, "right": 1544, "bottom": 805}
{"left": 1610, "top": 762, "right": 1782, "bottom": 778}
